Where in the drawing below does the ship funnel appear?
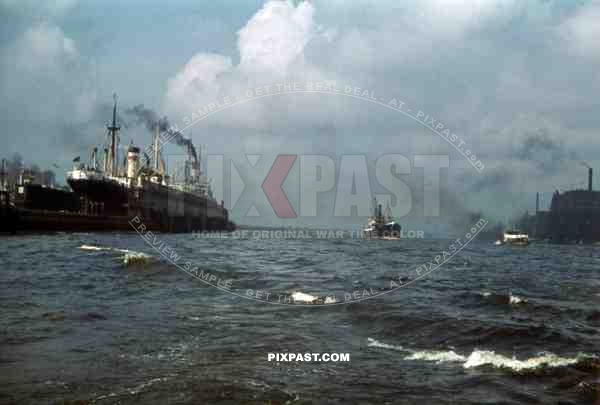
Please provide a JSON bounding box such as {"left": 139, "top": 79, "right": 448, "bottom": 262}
{"left": 127, "top": 145, "right": 140, "bottom": 179}
{"left": 589, "top": 167, "right": 593, "bottom": 192}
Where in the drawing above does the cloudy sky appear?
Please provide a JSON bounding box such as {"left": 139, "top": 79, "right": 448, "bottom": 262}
{"left": 1, "top": 0, "right": 599, "bottom": 231}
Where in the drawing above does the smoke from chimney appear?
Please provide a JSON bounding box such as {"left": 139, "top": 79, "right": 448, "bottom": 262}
{"left": 126, "top": 104, "right": 198, "bottom": 162}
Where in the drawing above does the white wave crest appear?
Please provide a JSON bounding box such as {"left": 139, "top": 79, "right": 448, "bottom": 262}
{"left": 324, "top": 296, "right": 337, "bottom": 304}
{"left": 463, "top": 350, "right": 580, "bottom": 371}
{"left": 289, "top": 291, "right": 337, "bottom": 304}
{"left": 367, "top": 337, "right": 405, "bottom": 351}
{"left": 79, "top": 245, "right": 152, "bottom": 265}
{"left": 405, "top": 350, "right": 466, "bottom": 363}
{"left": 79, "top": 245, "right": 152, "bottom": 258}
{"left": 509, "top": 294, "right": 526, "bottom": 305}
{"left": 79, "top": 244, "right": 111, "bottom": 251}
{"left": 368, "top": 337, "right": 594, "bottom": 372}
{"left": 122, "top": 251, "right": 152, "bottom": 266}
{"left": 291, "top": 291, "right": 317, "bottom": 302}
{"left": 479, "top": 291, "right": 527, "bottom": 305}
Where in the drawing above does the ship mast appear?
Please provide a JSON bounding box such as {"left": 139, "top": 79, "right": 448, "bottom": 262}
{"left": 154, "top": 124, "right": 160, "bottom": 173}
{"left": 107, "top": 93, "right": 120, "bottom": 177}
{"left": 372, "top": 197, "right": 377, "bottom": 219}
{"left": 384, "top": 201, "right": 392, "bottom": 222}
{"left": 90, "top": 147, "right": 98, "bottom": 170}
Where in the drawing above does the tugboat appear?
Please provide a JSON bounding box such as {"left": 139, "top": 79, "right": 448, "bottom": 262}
{"left": 500, "top": 229, "right": 529, "bottom": 246}
{"left": 362, "top": 199, "right": 401, "bottom": 239}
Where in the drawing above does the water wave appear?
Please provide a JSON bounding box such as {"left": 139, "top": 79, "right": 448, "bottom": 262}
{"left": 94, "top": 376, "right": 170, "bottom": 401}
{"left": 120, "top": 250, "right": 153, "bottom": 266}
{"left": 366, "top": 337, "right": 405, "bottom": 351}
{"left": 291, "top": 291, "right": 317, "bottom": 302}
{"left": 290, "top": 291, "right": 337, "bottom": 304}
{"left": 368, "top": 337, "right": 597, "bottom": 373}
{"left": 462, "top": 350, "right": 581, "bottom": 371}
{"left": 79, "top": 244, "right": 112, "bottom": 251}
{"left": 458, "top": 291, "right": 529, "bottom": 306}
{"left": 78, "top": 244, "right": 152, "bottom": 266}
{"left": 405, "top": 350, "right": 466, "bottom": 363}
{"left": 481, "top": 291, "right": 527, "bottom": 305}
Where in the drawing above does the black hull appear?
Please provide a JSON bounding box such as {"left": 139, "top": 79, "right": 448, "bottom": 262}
{"left": 59, "top": 178, "right": 233, "bottom": 233}
{"left": 19, "top": 184, "right": 80, "bottom": 212}
{"left": 67, "top": 178, "right": 215, "bottom": 210}
{"left": 67, "top": 178, "right": 128, "bottom": 213}
{"left": 0, "top": 207, "right": 236, "bottom": 234}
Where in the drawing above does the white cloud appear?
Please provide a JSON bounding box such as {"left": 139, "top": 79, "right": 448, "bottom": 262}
{"left": 167, "top": 0, "right": 317, "bottom": 104}
{"left": 164, "top": 0, "right": 329, "bottom": 132}
{"left": 419, "top": 0, "right": 513, "bottom": 28}
{"left": 15, "top": 23, "right": 78, "bottom": 72}
{"left": 238, "top": 0, "right": 315, "bottom": 74}
{"left": 0, "top": 20, "right": 98, "bottom": 164}
{"left": 166, "top": 53, "right": 233, "bottom": 105}
{"left": 561, "top": 2, "right": 600, "bottom": 60}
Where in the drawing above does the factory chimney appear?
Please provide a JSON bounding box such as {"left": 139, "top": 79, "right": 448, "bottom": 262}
{"left": 589, "top": 167, "right": 593, "bottom": 192}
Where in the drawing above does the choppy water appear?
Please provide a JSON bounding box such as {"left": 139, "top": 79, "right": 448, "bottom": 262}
{"left": 1, "top": 232, "right": 600, "bottom": 404}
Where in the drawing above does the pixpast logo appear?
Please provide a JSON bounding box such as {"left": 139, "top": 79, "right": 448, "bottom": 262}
{"left": 205, "top": 153, "right": 450, "bottom": 219}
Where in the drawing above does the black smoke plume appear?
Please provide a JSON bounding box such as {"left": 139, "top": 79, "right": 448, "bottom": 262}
{"left": 126, "top": 104, "right": 197, "bottom": 161}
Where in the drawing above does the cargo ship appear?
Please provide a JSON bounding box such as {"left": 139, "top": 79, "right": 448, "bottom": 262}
{"left": 362, "top": 199, "right": 401, "bottom": 239}
{"left": 0, "top": 95, "right": 235, "bottom": 234}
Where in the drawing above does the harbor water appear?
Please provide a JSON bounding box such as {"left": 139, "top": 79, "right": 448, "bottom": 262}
{"left": 1, "top": 232, "right": 599, "bottom": 404}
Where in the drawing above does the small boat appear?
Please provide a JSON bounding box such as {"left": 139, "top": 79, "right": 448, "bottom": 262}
{"left": 502, "top": 229, "right": 529, "bottom": 246}
{"left": 362, "top": 200, "right": 401, "bottom": 239}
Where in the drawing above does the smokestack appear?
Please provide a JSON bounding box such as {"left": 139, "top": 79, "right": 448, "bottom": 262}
{"left": 589, "top": 167, "right": 593, "bottom": 192}
{"left": 126, "top": 105, "right": 198, "bottom": 162}
{"left": 535, "top": 192, "right": 539, "bottom": 214}
{"left": 378, "top": 204, "right": 382, "bottom": 218}
{"left": 127, "top": 145, "right": 140, "bottom": 180}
